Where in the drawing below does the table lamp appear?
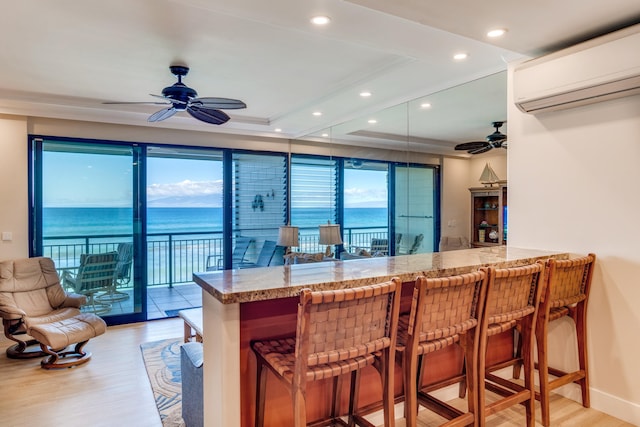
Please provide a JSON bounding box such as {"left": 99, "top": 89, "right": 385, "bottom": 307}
{"left": 277, "top": 225, "right": 299, "bottom": 254}
{"left": 318, "top": 221, "right": 342, "bottom": 257}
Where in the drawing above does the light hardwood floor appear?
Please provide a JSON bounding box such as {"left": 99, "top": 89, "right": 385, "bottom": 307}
{"left": 0, "top": 318, "right": 633, "bottom": 427}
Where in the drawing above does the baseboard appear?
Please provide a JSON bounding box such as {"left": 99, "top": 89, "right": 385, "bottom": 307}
{"left": 556, "top": 385, "right": 640, "bottom": 426}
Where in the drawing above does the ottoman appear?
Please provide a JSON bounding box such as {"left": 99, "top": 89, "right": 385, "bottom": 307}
{"left": 181, "top": 342, "right": 203, "bottom": 427}
{"left": 28, "top": 312, "right": 107, "bottom": 369}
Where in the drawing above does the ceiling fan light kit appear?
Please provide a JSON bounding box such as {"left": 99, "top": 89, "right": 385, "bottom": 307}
{"left": 106, "top": 65, "right": 246, "bottom": 125}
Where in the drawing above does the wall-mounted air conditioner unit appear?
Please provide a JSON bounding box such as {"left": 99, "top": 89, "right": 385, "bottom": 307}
{"left": 514, "top": 24, "right": 640, "bottom": 114}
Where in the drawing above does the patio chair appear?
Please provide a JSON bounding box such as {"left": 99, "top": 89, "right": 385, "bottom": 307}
{"left": 238, "top": 240, "right": 277, "bottom": 269}
{"left": 206, "top": 236, "right": 254, "bottom": 270}
{"left": 398, "top": 234, "right": 424, "bottom": 255}
{"left": 97, "top": 242, "right": 132, "bottom": 303}
{"left": 370, "top": 238, "right": 389, "bottom": 255}
{"left": 62, "top": 252, "right": 118, "bottom": 315}
{"left": 268, "top": 245, "right": 286, "bottom": 266}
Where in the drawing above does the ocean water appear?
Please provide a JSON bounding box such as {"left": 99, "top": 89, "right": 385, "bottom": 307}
{"left": 43, "top": 207, "right": 388, "bottom": 237}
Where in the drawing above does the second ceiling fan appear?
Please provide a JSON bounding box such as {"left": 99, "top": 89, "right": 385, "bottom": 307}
{"left": 455, "top": 121, "right": 507, "bottom": 154}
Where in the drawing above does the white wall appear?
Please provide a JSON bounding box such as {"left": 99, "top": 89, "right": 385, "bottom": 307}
{"left": 507, "top": 64, "right": 640, "bottom": 424}
{"left": 468, "top": 152, "right": 507, "bottom": 189}
{"left": 0, "top": 115, "right": 29, "bottom": 260}
{"left": 441, "top": 157, "right": 471, "bottom": 241}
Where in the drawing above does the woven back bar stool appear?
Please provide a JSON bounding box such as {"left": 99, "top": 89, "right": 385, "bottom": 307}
{"left": 479, "top": 263, "right": 545, "bottom": 427}
{"left": 251, "top": 278, "right": 402, "bottom": 427}
{"left": 534, "top": 254, "right": 595, "bottom": 426}
{"left": 397, "top": 271, "right": 488, "bottom": 427}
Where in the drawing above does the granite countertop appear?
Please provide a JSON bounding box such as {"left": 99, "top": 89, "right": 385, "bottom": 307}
{"left": 193, "top": 246, "right": 569, "bottom": 304}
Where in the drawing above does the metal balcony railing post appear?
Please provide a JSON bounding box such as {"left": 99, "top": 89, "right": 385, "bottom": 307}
{"left": 168, "top": 234, "right": 173, "bottom": 289}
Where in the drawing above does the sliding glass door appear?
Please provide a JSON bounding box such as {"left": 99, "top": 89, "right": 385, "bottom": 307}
{"left": 145, "top": 146, "right": 223, "bottom": 319}
{"left": 30, "top": 137, "right": 440, "bottom": 324}
{"left": 394, "top": 164, "right": 439, "bottom": 254}
{"left": 343, "top": 159, "right": 389, "bottom": 254}
{"left": 33, "top": 138, "right": 143, "bottom": 324}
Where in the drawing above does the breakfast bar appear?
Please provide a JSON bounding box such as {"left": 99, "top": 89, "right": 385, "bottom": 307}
{"left": 193, "top": 246, "right": 568, "bottom": 427}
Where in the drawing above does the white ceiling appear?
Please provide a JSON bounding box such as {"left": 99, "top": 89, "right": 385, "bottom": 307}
{"left": 1, "top": 0, "right": 639, "bottom": 157}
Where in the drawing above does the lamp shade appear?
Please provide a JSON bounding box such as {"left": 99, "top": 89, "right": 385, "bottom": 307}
{"left": 318, "top": 223, "right": 343, "bottom": 246}
{"left": 277, "top": 225, "right": 299, "bottom": 247}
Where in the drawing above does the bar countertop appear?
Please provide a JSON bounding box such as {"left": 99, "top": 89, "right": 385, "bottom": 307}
{"left": 193, "top": 246, "right": 569, "bottom": 304}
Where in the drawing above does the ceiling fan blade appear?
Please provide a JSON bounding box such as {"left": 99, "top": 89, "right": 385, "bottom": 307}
{"left": 103, "top": 101, "right": 171, "bottom": 105}
{"left": 148, "top": 107, "right": 177, "bottom": 122}
{"left": 187, "top": 105, "right": 230, "bottom": 125}
{"left": 455, "top": 141, "right": 488, "bottom": 151}
{"left": 150, "top": 93, "right": 188, "bottom": 105}
{"left": 191, "top": 97, "right": 247, "bottom": 110}
{"left": 469, "top": 145, "right": 494, "bottom": 155}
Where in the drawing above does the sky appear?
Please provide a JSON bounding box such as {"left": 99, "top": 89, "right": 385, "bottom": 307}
{"left": 43, "top": 150, "right": 387, "bottom": 208}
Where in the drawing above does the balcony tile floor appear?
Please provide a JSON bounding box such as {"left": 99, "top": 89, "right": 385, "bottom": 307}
{"left": 104, "top": 283, "right": 203, "bottom": 320}
{"left": 147, "top": 283, "right": 202, "bottom": 319}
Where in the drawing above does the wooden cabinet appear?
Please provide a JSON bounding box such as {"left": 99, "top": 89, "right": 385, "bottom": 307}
{"left": 469, "top": 184, "right": 507, "bottom": 247}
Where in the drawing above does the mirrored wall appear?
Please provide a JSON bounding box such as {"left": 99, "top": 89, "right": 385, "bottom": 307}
{"left": 296, "top": 70, "right": 508, "bottom": 256}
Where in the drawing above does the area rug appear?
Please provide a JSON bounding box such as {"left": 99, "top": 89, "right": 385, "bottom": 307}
{"left": 140, "top": 338, "right": 185, "bottom": 427}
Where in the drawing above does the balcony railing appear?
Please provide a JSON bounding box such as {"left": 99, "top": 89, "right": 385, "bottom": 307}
{"left": 42, "top": 226, "right": 388, "bottom": 287}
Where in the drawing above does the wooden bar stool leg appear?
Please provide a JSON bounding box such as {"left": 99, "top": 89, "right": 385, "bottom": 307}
{"left": 255, "top": 359, "right": 267, "bottom": 427}
{"left": 461, "top": 332, "right": 478, "bottom": 425}
{"left": 521, "top": 318, "right": 536, "bottom": 427}
{"left": 332, "top": 374, "right": 342, "bottom": 421}
{"left": 403, "top": 350, "right": 419, "bottom": 427}
{"left": 458, "top": 360, "right": 468, "bottom": 398}
{"left": 512, "top": 328, "right": 523, "bottom": 380}
{"left": 477, "top": 325, "right": 488, "bottom": 427}
{"left": 574, "top": 304, "right": 590, "bottom": 408}
{"left": 537, "top": 313, "right": 552, "bottom": 427}
{"left": 292, "top": 382, "right": 307, "bottom": 427}
{"left": 347, "top": 370, "right": 359, "bottom": 427}
{"left": 379, "top": 351, "right": 395, "bottom": 427}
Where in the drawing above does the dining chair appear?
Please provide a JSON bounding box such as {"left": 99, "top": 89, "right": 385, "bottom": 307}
{"left": 251, "top": 278, "right": 402, "bottom": 427}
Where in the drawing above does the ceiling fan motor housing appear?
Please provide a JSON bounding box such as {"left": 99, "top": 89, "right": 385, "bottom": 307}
{"left": 162, "top": 83, "right": 197, "bottom": 110}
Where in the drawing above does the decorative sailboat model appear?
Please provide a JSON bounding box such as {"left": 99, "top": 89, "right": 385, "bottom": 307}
{"left": 479, "top": 163, "right": 500, "bottom": 187}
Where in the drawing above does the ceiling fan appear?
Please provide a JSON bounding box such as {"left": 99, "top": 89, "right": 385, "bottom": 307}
{"left": 454, "top": 121, "right": 507, "bottom": 154}
{"left": 104, "top": 65, "right": 246, "bottom": 125}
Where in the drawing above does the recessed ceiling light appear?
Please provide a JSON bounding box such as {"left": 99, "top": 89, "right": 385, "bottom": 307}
{"left": 274, "top": 128, "right": 282, "bottom": 132}
{"left": 487, "top": 28, "right": 507, "bottom": 38}
{"left": 368, "top": 119, "right": 377, "bottom": 124}
{"left": 420, "top": 102, "right": 432, "bottom": 109}
{"left": 453, "top": 52, "right": 468, "bottom": 60}
{"left": 311, "top": 16, "right": 331, "bottom": 25}
{"left": 312, "top": 111, "right": 322, "bottom": 116}
{"left": 322, "top": 133, "right": 329, "bottom": 137}
{"left": 360, "top": 91, "right": 372, "bottom": 97}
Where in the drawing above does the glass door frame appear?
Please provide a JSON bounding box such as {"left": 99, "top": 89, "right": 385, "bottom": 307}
{"left": 390, "top": 162, "right": 441, "bottom": 254}
{"left": 29, "top": 135, "right": 147, "bottom": 325}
